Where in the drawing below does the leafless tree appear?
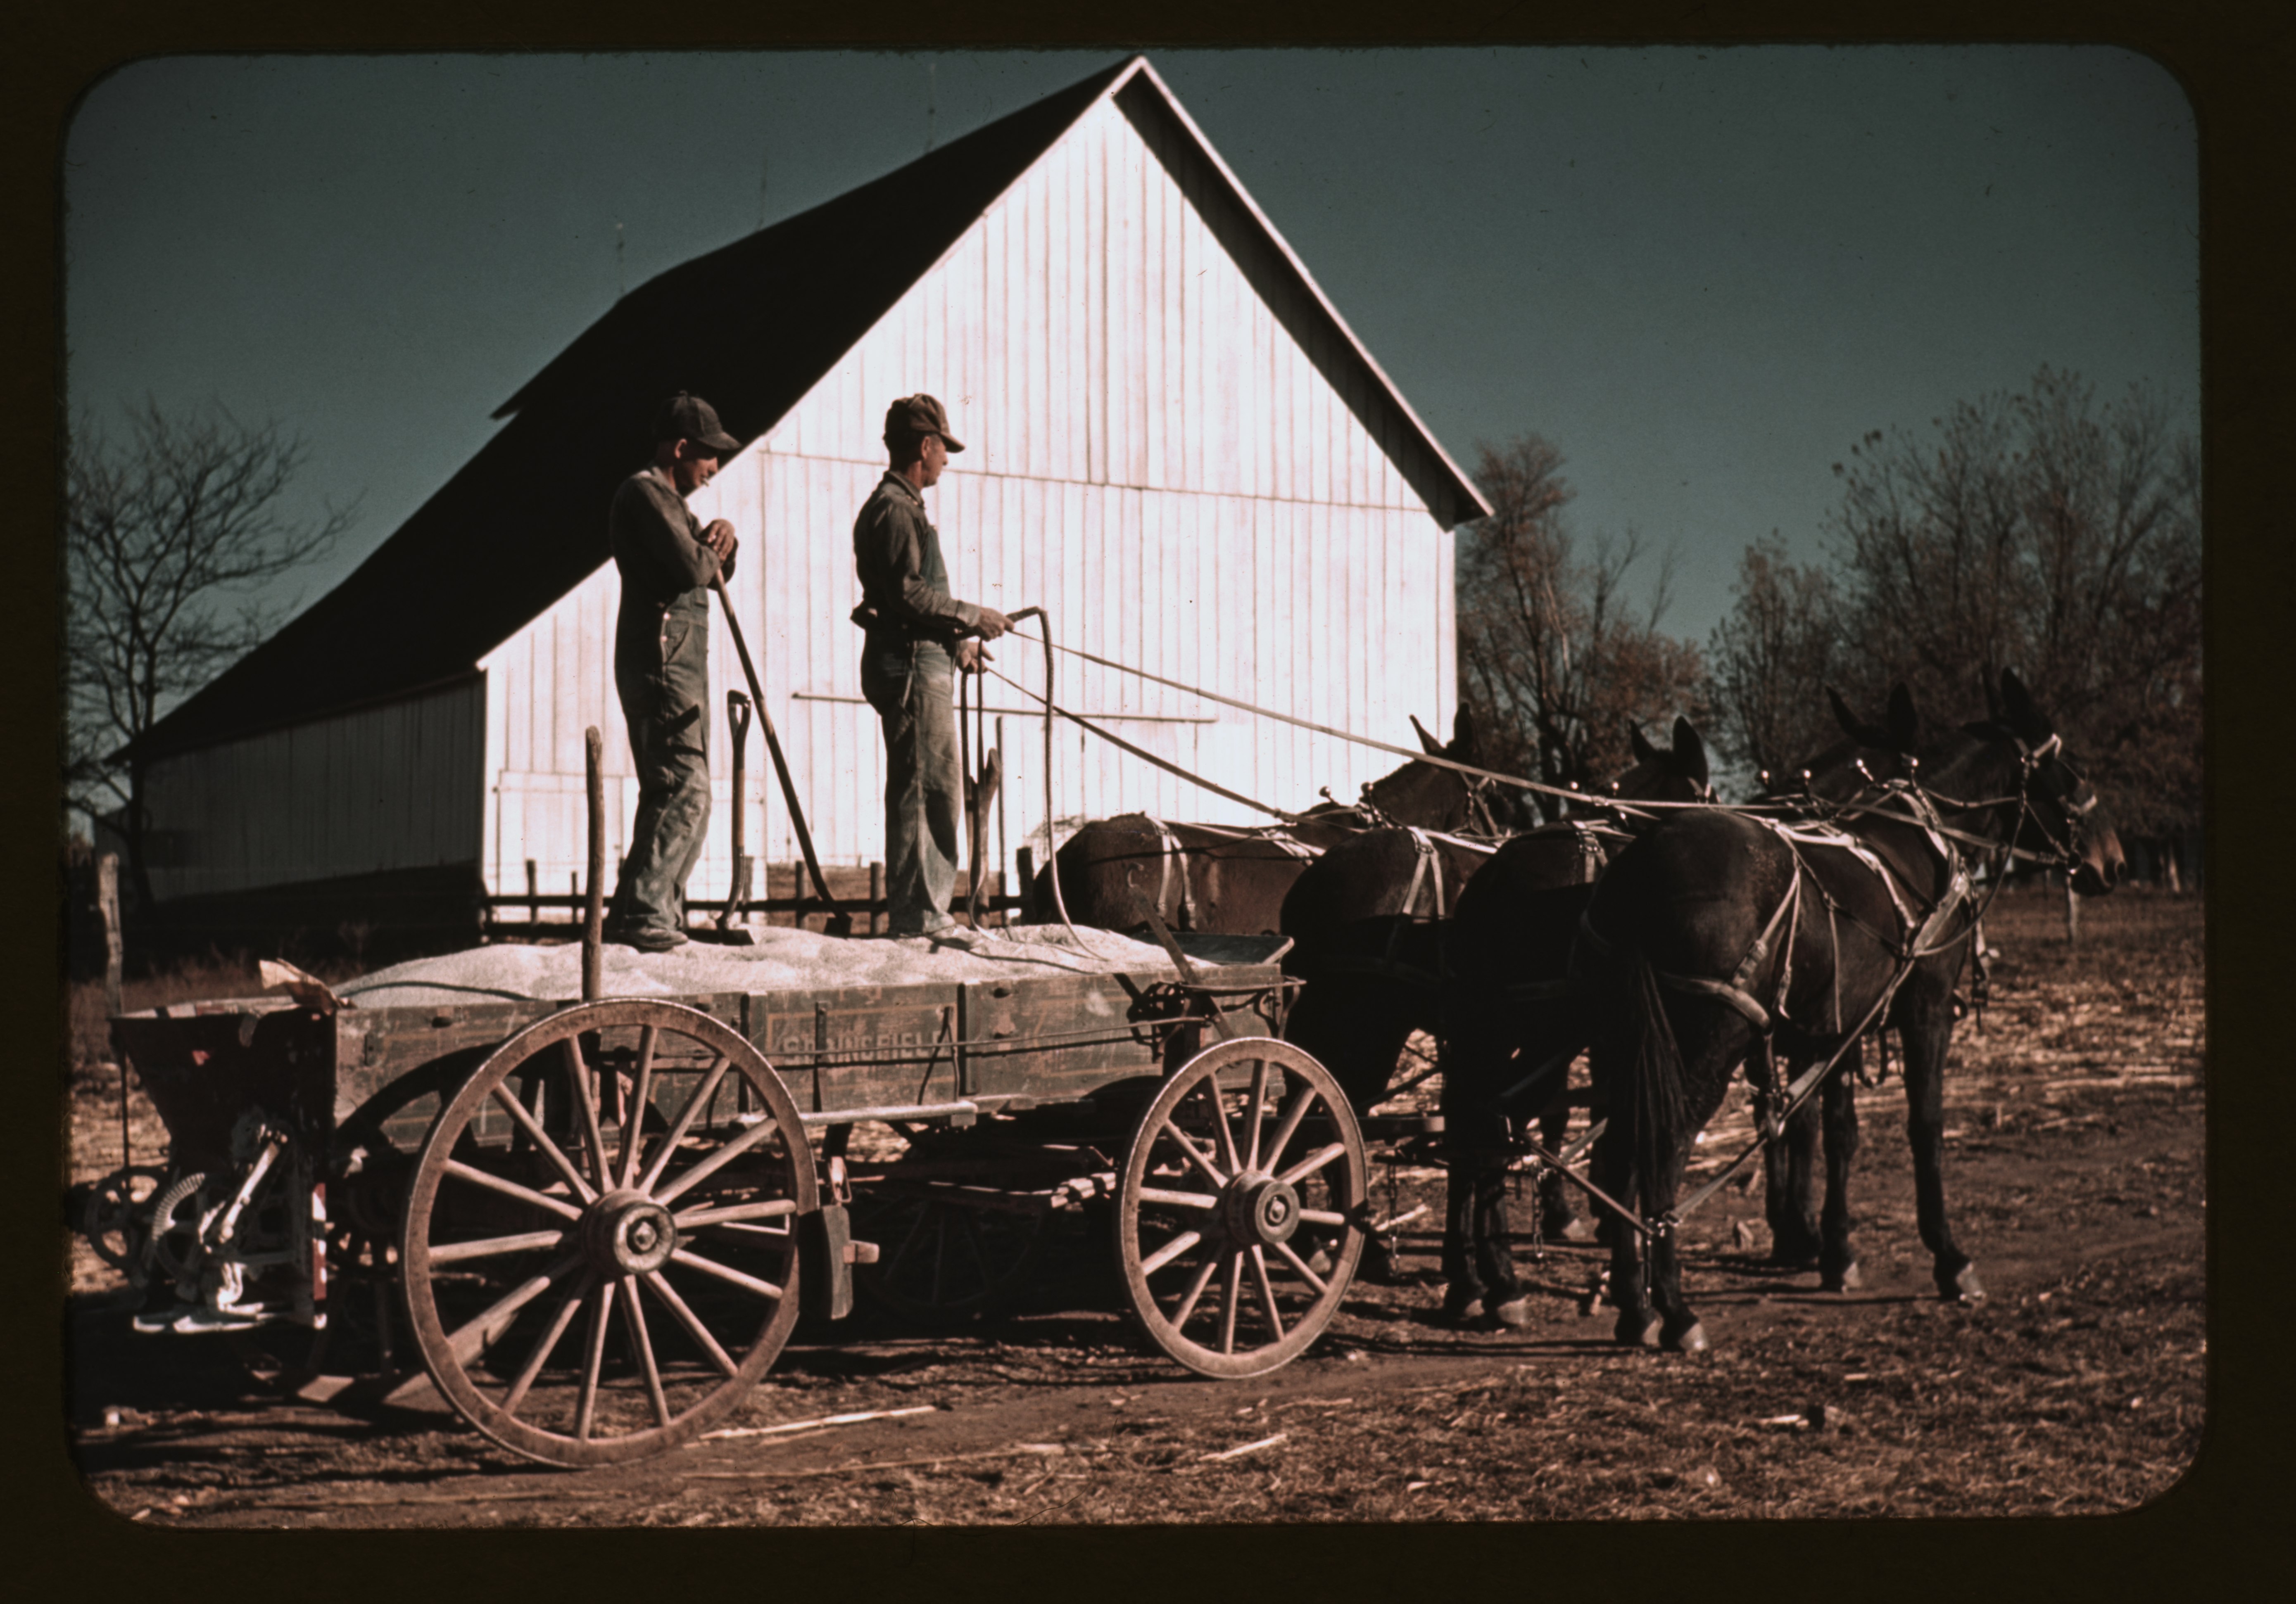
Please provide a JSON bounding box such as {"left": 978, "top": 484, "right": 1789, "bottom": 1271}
{"left": 65, "top": 399, "right": 359, "bottom": 904}
{"left": 1824, "top": 367, "right": 2200, "bottom": 840}
{"left": 1703, "top": 534, "right": 1847, "bottom": 797}
{"left": 1456, "top": 435, "right": 1707, "bottom": 823}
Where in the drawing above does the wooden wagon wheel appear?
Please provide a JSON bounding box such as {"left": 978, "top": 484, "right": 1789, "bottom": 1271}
{"left": 400, "top": 1000, "right": 815, "bottom": 1467}
{"left": 1116, "top": 1037, "right": 1368, "bottom": 1380}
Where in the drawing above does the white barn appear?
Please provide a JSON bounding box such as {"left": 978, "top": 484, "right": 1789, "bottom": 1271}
{"left": 129, "top": 57, "right": 1490, "bottom": 952}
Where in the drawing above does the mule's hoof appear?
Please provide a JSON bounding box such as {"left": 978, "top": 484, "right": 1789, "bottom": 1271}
{"left": 1663, "top": 1319, "right": 1709, "bottom": 1354}
{"left": 1615, "top": 1310, "right": 1661, "bottom": 1348}
{"left": 1359, "top": 1237, "right": 1401, "bottom": 1286}
{"left": 1939, "top": 1261, "right": 1986, "bottom": 1303}
{"left": 1440, "top": 1295, "right": 1485, "bottom": 1328}
{"left": 1491, "top": 1293, "right": 1537, "bottom": 1329}
{"left": 1769, "top": 1243, "right": 1821, "bottom": 1272}
{"left": 1305, "top": 1246, "right": 1334, "bottom": 1279}
{"left": 1556, "top": 1215, "right": 1600, "bottom": 1245}
{"left": 1821, "top": 1260, "right": 1862, "bottom": 1293}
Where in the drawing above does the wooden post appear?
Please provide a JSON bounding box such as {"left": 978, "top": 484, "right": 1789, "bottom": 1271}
{"left": 1016, "top": 845, "right": 1036, "bottom": 924}
{"left": 525, "top": 859, "right": 539, "bottom": 925}
{"left": 869, "top": 860, "right": 884, "bottom": 937}
{"left": 97, "top": 852, "right": 123, "bottom": 1020}
{"left": 584, "top": 728, "right": 605, "bottom": 1001}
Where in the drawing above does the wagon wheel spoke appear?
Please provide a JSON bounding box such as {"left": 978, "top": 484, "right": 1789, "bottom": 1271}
{"left": 639, "top": 1268, "right": 740, "bottom": 1379}
{"left": 618, "top": 1025, "right": 659, "bottom": 1190}
{"left": 439, "top": 1158, "right": 586, "bottom": 1222}
{"left": 674, "top": 1198, "right": 799, "bottom": 1229}
{"left": 438, "top": 1252, "right": 585, "bottom": 1366}
{"left": 486, "top": 1083, "right": 599, "bottom": 1205}
{"left": 501, "top": 1274, "right": 593, "bottom": 1420}
{"left": 1272, "top": 1238, "right": 1328, "bottom": 1296}
{"left": 1136, "top": 1186, "right": 1218, "bottom": 1211}
{"left": 574, "top": 1279, "right": 616, "bottom": 1442}
{"left": 620, "top": 1275, "right": 671, "bottom": 1429}
{"left": 653, "top": 1111, "right": 790, "bottom": 1206}
{"left": 1218, "top": 1250, "right": 1243, "bottom": 1355}
{"left": 562, "top": 1037, "right": 609, "bottom": 1192}
{"left": 1262, "top": 1081, "right": 1317, "bottom": 1172}
{"left": 1140, "top": 1228, "right": 1203, "bottom": 1279}
{"left": 667, "top": 1246, "right": 786, "bottom": 1302}
{"left": 1277, "top": 1142, "right": 1349, "bottom": 1188}
{"left": 1151, "top": 1112, "right": 1229, "bottom": 1191}
{"left": 1243, "top": 1058, "right": 1272, "bottom": 1172}
{"left": 958, "top": 1208, "right": 993, "bottom": 1291}
{"left": 930, "top": 1207, "right": 950, "bottom": 1307}
{"left": 1249, "top": 1246, "right": 1285, "bottom": 1339}
{"left": 636, "top": 1052, "right": 732, "bottom": 1194}
{"left": 428, "top": 1227, "right": 573, "bottom": 1265}
{"left": 1198, "top": 1074, "right": 1242, "bottom": 1175}
{"left": 1168, "top": 1251, "right": 1221, "bottom": 1331}
{"left": 1295, "top": 1208, "right": 1351, "bottom": 1230}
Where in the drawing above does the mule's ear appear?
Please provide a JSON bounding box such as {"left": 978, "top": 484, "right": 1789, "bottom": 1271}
{"left": 2000, "top": 669, "right": 2051, "bottom": 740}
{"left": 1828, "top": 686, "right": 1862, "bottom": 740}
{"left": 1408, "top": 713, "right": 1443, "bottom": 755}
{"left": 1673, "top": 717, "right": 1711, "bottom": 789}
{"left": 1886, "top": 683, "right": 1919, "bottom": 752}
{"left": 1630, "top": 722, "right": 1660, "bottom": 766}
{"left": 1451, "top": 706, "right": 1477, "bottom": 759}
{"left": 1981, "top": 671, "right": 2003, "bottom": 724}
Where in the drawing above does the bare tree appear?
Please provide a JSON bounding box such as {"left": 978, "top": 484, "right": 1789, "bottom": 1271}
{"left": 1824, "top": 367, "right": 2201, "bottom": 840}
{"left": 65, "top": 399, "right": 359, "bottom": 904}
{"left": 1703, "top": 533, "right": 1847, "bottom": 797}
{"left": 1456, "top": 435, "right": 1707, "bottom": 823}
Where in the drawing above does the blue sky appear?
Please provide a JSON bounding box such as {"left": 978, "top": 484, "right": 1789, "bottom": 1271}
{"left": 64, "top": 47, "right": 2197, "bottom": 653}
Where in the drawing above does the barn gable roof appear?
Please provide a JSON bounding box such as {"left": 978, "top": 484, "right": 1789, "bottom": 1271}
{"left": 137, "top": 55, "right": 1488, "bottom": 762}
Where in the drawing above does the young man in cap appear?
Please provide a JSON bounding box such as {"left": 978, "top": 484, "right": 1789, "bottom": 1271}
{"left": 602, "top": 392, "right": 744, "bottom": 952}
{"left": 852, "top": 394, "right": 1011, "bottom": 939}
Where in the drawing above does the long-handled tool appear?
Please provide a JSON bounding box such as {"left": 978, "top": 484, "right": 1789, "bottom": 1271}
{"left": 706, "top": 690, "right": 757, "bottom": 943}
{"left": 711, "top": 576, "right": 851, "bottom": 938}
{"left": 958, "top": 658, "right": 1003, "bottom": 929}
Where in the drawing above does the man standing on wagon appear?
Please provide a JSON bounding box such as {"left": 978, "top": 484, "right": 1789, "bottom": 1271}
{"left": 852, "top": 394, "right": 1011, "bottom": 940}
{"left": 601, "top": 392, "right": 743, "bottom": 952}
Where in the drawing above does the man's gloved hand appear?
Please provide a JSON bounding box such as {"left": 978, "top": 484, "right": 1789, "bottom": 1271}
{"left": 955, "top": 638, "right": 994, "bottom": 674}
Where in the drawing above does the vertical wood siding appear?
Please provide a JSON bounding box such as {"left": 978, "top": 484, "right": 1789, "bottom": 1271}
{"left": 141, "top": 678, "right": 485, "bottom": 901}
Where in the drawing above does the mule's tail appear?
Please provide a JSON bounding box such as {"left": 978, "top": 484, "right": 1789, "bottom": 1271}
{"left": 1591, "top": 947, "right": 1690, "bottom": 1225}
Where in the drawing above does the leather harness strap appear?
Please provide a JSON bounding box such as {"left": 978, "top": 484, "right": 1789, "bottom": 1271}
{"left": 1139, "top": 814, "right": 1198, "bottom": 931}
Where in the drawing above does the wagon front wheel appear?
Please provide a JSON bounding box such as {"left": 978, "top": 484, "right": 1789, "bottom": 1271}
{"left": 1116, "top": 1037, "right": 1368, "bottom": 1379}
{"left": 401, "top": 1000, "right": 815, "bottom": 1467}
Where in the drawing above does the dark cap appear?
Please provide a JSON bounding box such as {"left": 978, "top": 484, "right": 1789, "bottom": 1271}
{"left": 655, "top": 392, "right": 742, "bottom": 455}
{"left": 882, "top": 393, "right": 965, "bottom": 453}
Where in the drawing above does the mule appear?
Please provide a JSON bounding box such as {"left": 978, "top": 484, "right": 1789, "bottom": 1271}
{"left": 1576, "top": 669, "right": 2123, "bottom": 1351}
{"left": 1036, "top": 711, "right": 1504, "bottom": 936}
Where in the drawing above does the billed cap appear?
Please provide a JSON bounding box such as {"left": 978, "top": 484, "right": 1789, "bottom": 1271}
{"left": 655, "top": 392, "right": 742, "bottom": 455}
{"left": 882, "top": 393, "right": 965, "bottom": 453}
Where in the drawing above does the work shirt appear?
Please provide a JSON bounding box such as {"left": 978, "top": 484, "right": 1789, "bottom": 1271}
{"left": 610, "top": 466, "right": 735, "bottom": 674}
{"left": 851, "top": 472, "right": 982, "bottom": 649}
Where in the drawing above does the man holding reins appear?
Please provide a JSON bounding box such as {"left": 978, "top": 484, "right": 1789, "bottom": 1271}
{"left": 852, "top": 394, "right": 1011, "bottom": 940}
{"left": 602, "top": 392, "right": 742, "bottom": 951}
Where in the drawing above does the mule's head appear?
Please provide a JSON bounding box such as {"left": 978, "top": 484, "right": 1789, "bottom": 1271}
{"left": 1764, "top": 683, "right": 1922, "bottom": 802}
{"left": 1989, "top": 669, "right": 2125, "bottom": 895}
{"left": 1608, "top": 716, "right": 1714, "bottom": 804}
{"left": 1365, "top": 708, "right": 1502, "bottom": 835}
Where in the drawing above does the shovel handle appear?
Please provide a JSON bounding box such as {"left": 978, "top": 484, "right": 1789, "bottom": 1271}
{"left": 712, "top": 577, "right": 836, "bottom": 913}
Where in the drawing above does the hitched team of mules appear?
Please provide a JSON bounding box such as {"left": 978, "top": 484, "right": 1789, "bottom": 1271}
{"left": 1047, "top": 668, "right": 2126, "bottom": 1349}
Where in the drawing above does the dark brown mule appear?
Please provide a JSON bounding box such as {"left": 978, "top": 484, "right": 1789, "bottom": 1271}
{"left": 1578, "top": 670, "right": 2123, "bottom": 1351}
{"left": 1037, "top": 712, "right": 1503, "bottom": 936}
{"left": 1433, "top": 719, "right": 1715, "bottom": 1324}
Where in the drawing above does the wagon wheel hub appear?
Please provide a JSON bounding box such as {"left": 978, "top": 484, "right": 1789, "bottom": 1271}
{"left": 1225, "top": 1173, "right": 1302, "bottom": 1248}
{"left": 584, "top": 1189, "right": 679, "bottom": 1275}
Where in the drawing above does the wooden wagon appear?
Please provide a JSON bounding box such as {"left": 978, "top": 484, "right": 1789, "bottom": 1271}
{"left": 80, "top": 931, "right": 1380, "bottom": 1467}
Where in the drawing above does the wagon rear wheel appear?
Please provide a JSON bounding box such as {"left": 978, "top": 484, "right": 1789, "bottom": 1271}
{"left": 1116, "top": 1037, "right": 1368, "bottom": 1379}
{"left": 400, "top": 1000, "right": 814, "bottom": 1467}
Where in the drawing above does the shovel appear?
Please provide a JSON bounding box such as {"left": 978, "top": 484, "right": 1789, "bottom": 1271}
{"left": 712, "top": 576, "right": 852, "bottom": 939}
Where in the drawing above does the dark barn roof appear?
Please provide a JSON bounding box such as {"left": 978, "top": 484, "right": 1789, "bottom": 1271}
{"left": 138, "top": 56, "right": 1486, "bottom": 762}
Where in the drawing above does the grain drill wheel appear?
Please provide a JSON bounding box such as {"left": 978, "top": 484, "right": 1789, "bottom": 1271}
{"left": 401, "top": 1000, "right": 814, "bottom": 1467}
{"left": 855, "top": 1160, "right": 1051, "bottom": 1330}
{"left": 1116, "top": 1037, "right": 1368, "bottom": 1379}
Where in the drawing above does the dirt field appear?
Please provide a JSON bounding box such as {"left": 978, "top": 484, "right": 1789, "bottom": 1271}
{"left": 61, "top": 883, "right": 2206, "bottom": 1528}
